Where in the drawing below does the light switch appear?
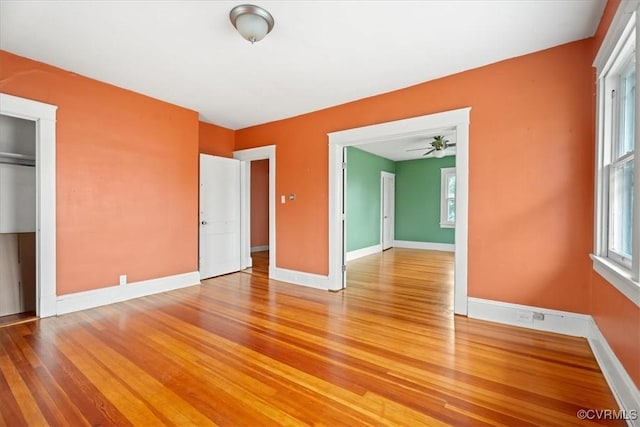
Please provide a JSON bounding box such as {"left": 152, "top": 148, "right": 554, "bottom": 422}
{"left": 281, "top": 195, "right": 286, "bottom": 204}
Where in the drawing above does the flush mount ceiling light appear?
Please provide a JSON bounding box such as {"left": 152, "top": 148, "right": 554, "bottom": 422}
{"left": 229, "top": 4, "right": 275, "bottom": 44}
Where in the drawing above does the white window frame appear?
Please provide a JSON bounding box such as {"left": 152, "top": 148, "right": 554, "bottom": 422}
{"left": 592, "top": 1, "right": 640, "bottom": 307}
{"left": 440, "top": 167, "right": 456, "bottom": 228}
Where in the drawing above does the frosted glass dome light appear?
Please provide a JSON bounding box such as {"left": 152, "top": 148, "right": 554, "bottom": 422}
{"left": 230, "top": 4, "right": 275, "bottom": 44}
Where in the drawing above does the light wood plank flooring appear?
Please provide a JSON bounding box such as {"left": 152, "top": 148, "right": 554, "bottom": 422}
{"left": 0, "top": 248, "right": 623, "bottom": 426}
{"left": 240, "top": 250, "right": 269, "bottom": 279}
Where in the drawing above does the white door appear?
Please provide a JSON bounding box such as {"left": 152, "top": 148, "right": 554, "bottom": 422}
{"left": 199, "top": 154, "right": 241, "bottom": 279}
{"left": 381, "top": 172, "right": 395, "bottom": 250}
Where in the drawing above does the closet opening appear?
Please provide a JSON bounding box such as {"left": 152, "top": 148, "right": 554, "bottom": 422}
{"left": 0, "top": 114, "right": 36, "bottom": 326}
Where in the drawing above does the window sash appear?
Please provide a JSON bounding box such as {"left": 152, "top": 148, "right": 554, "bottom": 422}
{"left": 606, "top": 54, "right": 635, "bottom": 269}
{"left": 608, "top": 155, "right": 634, "bottom": 267}
{"left": 617, "top": 61, "right": 636, "bottom": 159}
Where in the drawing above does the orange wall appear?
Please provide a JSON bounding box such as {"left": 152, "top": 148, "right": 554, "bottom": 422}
{"left": 236, "top": 40, "right": 595, "bottom": 314}
{"left": 592, "top": 272, "right": 640, "bottom": 386}
{"left": 0, "top": 50, "right": 199, "bottom": 295}
{"left": 250, "top": 159, "right": 269, "bottom": 247}
{"left": 199, "top": 121, "right": 234, "bottom": 158}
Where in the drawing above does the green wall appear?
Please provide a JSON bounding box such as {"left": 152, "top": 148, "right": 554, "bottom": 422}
{"left": 346, "top": 147, "right": 455, "bottom": 252}
{"left": 346, "top": 147, "right": 395, "bottom": 251}
{"left": 395, "top": 156, "right": 456, "bottom": 244}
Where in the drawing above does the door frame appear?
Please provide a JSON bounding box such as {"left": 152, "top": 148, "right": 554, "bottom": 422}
{"left": 233, "top": 145, "right": 276, "bottom": 275}
{"left": 0, "top": 93, "right": 57, "bottom": 317}
{"left": 328, "top": 108, "right": 470, "bottom": 314}
{"left": 380, "top": 171, "right": 395, "bottom": 251}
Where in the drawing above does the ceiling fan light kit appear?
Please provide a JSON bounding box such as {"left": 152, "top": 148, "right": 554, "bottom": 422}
{"left": 421, "top": 135, "right": 456, "bottom": 157}
{"left": 230, "top": 4, "right": 275, "bottom": 44}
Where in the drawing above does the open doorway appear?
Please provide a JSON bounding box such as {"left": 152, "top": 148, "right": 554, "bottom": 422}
{"left": 0, "top": 115, "right": 36, "bottom": 324}
{"left": 248, "top": 159, "right": 269, "bottom": 278}
{"left": 344, "top": 144, "right": 457, "bottom": 312}
{"left": 328, "top": 108, "right": 470, "bottom": 315}
{"left": 0, "top": 93, "right": 57, "bottom": 320}
{"left": 234, "top": 145, "right": 276, "bottom": 279}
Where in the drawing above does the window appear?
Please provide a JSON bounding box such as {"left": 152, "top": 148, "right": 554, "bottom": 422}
{"left": 609, "top": 58, "right": 635, "bottom": 267}
{"left": 593, "top": 4, "right": 639, "bottom": 301}
{"left": 440, "top": 167, "right": 455, "bottom": 228}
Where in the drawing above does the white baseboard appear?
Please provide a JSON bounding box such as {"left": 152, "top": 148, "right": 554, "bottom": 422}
{"left": 588, "top": 319, "right": 640, "bottom": 427}
{"left": 251, "top": 245, "right": 269, "bottom": 253}
{"left": 393, "top": 240, "right": 455, "bottom": 252}
{"left": 467, "top": 297, "right": 592, "bottom": 337}
{"left": 468, "top": 297, "right": 639, "bottom": 424}
{"left": 56, "top": 271, "right": 201, "bottom": 315}
{"left": 270, "top": 267, "right": 329, "bottom": 290}
{"left": 346, "top": 244, "right": 381, "bottom": 261}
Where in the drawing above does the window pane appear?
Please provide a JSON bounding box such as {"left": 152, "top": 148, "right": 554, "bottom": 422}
{"left": 447, "top": 198, "right": 455, "bottom": 223}
{"left": 619, "top": 64, "right": 635, "bottom": 157}
{"left": 448, "top": 175, "right": 456, "bottom": 198}
{"left": 610, "top": 159, "right": 634, "bottom": 259}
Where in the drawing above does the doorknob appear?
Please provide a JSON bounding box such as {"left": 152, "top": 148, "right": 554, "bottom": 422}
{"left": 201, "top": 220, "right": 207, "bottom": 225}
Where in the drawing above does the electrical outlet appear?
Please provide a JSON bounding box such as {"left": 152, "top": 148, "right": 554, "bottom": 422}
{"left": 533, "top": 312, "right": 545, "bottom": 321}
{"left": 515, "top": 310, "right": 534, "bottom": 323}
{"left": 119, "top": 274, "right": 127, "bottom": 285}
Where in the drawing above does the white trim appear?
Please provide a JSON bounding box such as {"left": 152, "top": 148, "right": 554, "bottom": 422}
{"left": 0, "top": 93, "right": 57, "bottom": 318}
{"left": 393, "top": 240, "right": 455, "bottom": 252}
{"left": 594, "top": 0, "right": 640, "bottom": 74}
{"left": 56, "top": 271, "right": 200, "bottom": 315}
{"left": 251, "top": 245, "right": 270, "bottom": 253}
{"left": 467, "top": 297, "right": 592, "bottom": 337}
{"left": 270, "top": 267, "right": 329, "bottom": 290}
{"left": 346, "top": 244, "right": 381, "bottom": 261}
{"left": 233, "top": 146, "right": 275, "bottom": 276}
{"left": 328, "top": 107, "right": 470, "bottom": 313}
{"left": 591, "top": 255, "right": 640, "bottom": 307}
{"left": 588, "top": 318, "right": 640, "bottom": 426}
{"left": 239, "top": 160, "right": 250, "bottom": 269}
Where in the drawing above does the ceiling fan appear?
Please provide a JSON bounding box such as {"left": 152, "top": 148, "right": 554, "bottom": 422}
{"left": 405, "top": 135, "right": 456, "bottom": 158}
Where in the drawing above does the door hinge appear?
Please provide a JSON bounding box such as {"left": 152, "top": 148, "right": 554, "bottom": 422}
{"left": 342, "top": 265, "right": 347, "bottom": 272}
{"left": 342, "top": 162, "right": 347, "bottom": 170}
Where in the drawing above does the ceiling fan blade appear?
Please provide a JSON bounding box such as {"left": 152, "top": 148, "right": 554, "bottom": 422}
{"left": 423, "top": 148, "right": 435, "bottom": 156}
{"left": 406, "top": 147, "right": 430, "bottom": 152}
{"left": 448, "top": 142, "right": 457, "bottom": 147}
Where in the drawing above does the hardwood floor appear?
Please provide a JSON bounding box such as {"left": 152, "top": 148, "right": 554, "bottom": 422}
{"left": 0, "top": 311, "right": 36, "bottom": 329}
{"left": 0, "top": 248, "right": 623, "bottom": 426}
{"left": 241, "top": 250, "right": 269, "bottom": 279}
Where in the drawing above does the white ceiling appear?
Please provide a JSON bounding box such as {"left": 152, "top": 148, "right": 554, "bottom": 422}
{"left": 0, "top": 1, "right": 605, "bottom": 132}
